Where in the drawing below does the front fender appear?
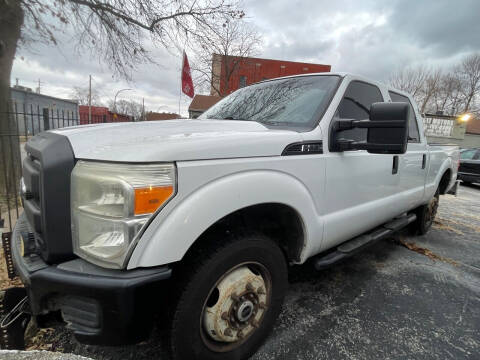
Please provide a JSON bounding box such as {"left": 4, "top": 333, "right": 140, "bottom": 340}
{"left": 127, "top": 170, "right": 321, "bottom": 269}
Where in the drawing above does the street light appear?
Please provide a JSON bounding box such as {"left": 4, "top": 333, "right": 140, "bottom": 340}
{"left": 459, "top": 113, "right": 471, "bottom": 122}
{"left": 113, "top": 88, "right": 133, "bottom": 112}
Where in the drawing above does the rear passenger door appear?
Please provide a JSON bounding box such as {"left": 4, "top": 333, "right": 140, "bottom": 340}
{"left": 323, "top": 81, "right": 403, "bottom": 250}
{"left": 389, "top": 91, "right": 427, "bottom": 210}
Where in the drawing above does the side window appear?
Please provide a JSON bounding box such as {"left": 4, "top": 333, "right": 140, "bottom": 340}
{"left": 389, "top": 91, "right": 420, "bottom": 143}
{"left": 475, "top": 150, "right": 480, "bottom": 160}
{"left": 335, "top": 81, "right": 383, "bottom": 142}
{"left": 460, "top": 149, "right": 477, "bottom": 160}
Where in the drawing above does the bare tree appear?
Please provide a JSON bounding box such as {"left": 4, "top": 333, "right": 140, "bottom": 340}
{"left": 389, "top": 66, "right": 442, "bottom": 114}
{"left": 389, "top": 66, "right": 429, "bottom": 100}
{"left": 432, "top": 72, "right": 463, "bottom": 115}
{"left": 0, "top": 0, "right": 244, "bottom": 198}
{"left": 191, "top": 18, "right": 261, "bottom": 96}
{"left": 108, "top": 99, "right": 143, "bottom": 120}
{"left": 70, "top": 86, "right": 103, "bottom": 106}
{"left": 0, "top": 1, "right": 23, "bottom": 208}
{"left": 458, "top": 53, "right": 480, "bottom": 112}
{"left": 420, "top": 68, "right": 442, "bottom": 113}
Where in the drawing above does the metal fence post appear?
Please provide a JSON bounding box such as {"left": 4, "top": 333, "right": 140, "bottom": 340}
{"left": 42, "top": 108, "right": 49, "bottom": 131}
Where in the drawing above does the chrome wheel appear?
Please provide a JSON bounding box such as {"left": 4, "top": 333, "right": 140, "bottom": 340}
{"left": 201, "top": 263, "right": 271, "bottom": 351}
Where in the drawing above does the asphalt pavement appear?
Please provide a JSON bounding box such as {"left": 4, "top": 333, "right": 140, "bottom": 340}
{"left": 253, "top": 183, "right": 480, "bottom": 360}
{"left": 1, "top": 183, "right": 479, "bottom": 360}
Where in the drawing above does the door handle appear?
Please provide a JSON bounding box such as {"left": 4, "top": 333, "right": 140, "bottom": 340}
{"left": 392, "top": 155, "right": 399, "bottom": 174}
{"left": 422, "top": 154, "right": 426, "bottom": 169}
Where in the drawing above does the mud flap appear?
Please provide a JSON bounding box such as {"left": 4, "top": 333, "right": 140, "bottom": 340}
{"left": 0, "top": 287, "right": 31, "bottom": 349}
{"left": 447, "top": 180, "right": 460, "bottom": 196}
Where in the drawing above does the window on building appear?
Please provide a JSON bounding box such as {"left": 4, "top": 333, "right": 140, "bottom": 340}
{"left": 239, "top": 76, "right": 247, "bottom": 88}
{"left": 389, "top": 91, "right": 420, "bottom": 143}
{"left": 335, "top": 81, "right": 384, "bottom": 142}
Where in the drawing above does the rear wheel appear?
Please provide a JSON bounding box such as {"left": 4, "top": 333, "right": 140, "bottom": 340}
{"left": 170, "top": 233, "right": 288, "bottom": 360}
{"left": 409, "top": 190, "right": 439, "bottom": 235}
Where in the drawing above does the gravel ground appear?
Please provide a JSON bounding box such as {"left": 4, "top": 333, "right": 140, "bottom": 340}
{"left": 0, "top": 351, "right": 91, "bottom": 360}
{"left": 1, "top": 183, "right": 479, "bottom": 359}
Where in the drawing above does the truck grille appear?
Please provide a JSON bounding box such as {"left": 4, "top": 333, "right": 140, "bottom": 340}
{"left": 22, "top": 132, "right": 76, "bottom": 263}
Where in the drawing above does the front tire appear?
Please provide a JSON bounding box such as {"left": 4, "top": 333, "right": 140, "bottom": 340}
{"left": 409, "top": 190, "right": 439, "bottom": 235}
{"left": 170, "top": 233, "right": 288, "bottom": 360}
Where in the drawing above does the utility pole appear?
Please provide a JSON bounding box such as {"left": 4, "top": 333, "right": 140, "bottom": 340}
{"left": 142, "top": 98, "right": 145, "bottom": 121}
{"left": 88, "top": 75, "right": 92, "bottom": 124}
{"left": 37, "top": 79, "right": 42, "bottom": 94}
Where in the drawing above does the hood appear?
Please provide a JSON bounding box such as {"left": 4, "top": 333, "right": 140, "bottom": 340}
{"left": 51, "top": 119, "right": 303, "bottom": 162}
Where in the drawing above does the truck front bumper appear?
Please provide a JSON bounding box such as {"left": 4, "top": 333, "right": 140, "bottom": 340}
{"left": 11, "top": 213, "right": 172, "bottom": 345}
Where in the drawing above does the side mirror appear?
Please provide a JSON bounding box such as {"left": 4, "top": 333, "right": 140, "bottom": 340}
{"left": 329, "top": 102, "right": 409, "bottom": 154}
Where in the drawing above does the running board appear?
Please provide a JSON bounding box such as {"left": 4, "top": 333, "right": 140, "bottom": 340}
{"left": 313, "top": 213, "right": 417, "bottom": 270}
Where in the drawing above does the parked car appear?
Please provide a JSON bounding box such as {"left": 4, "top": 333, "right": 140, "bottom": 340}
{"left": 458, "top": 148, "right": 480, "bottom": 184}
{"left": 11, "top": 73, "right": 459, "bottom": 360}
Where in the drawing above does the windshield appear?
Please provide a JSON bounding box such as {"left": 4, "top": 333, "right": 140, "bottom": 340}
{"left": 199, "top": 75, "right": 340, "bottom": 131}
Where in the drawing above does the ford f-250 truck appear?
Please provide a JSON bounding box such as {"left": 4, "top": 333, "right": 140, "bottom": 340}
{"left": 10, "top": 73, "right": 459, "bottom": 359}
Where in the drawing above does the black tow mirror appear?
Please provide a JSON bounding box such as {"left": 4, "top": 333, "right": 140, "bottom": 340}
{"left": 329, "top": 102, "right": 409, "bottom": 154}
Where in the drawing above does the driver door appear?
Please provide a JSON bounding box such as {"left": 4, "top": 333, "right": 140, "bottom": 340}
{"left": 322, "top": 80, "right": 402, "bottom": 250}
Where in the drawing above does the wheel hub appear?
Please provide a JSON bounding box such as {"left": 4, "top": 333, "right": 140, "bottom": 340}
{"left": 203, "top": 266, "right": 268, "bottom": 343}
{"left": 236, "top": 300, "right": 254, "bottom": 322}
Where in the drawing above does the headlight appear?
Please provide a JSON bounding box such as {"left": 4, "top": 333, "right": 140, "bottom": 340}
{"left": 71, "top": 161, "right": 176, "bottom": 268}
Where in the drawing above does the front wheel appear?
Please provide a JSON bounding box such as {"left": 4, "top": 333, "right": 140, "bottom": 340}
{"left": 409, "top": 190, "right": 439, "bottom": 235}
{"left": 170, "top": 233, "right": 288, "bottom": 360}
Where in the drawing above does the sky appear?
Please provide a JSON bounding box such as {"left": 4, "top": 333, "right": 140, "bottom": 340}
{"left": 12, "top": 0, "right": 480, "bottom": 116}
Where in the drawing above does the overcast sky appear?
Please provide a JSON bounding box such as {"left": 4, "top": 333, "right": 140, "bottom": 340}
{"left": 12, "top": 0, "right": 480, "bottom": 116}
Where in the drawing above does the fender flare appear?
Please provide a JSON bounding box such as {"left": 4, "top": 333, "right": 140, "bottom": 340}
{"left": 127, "top": 170, "right": 321, "bottom": 269}
{"left": 435, "top": 158, "right": 453, "bottom": 193}
{"left": 425, "top": 157, "right": 453, "bottom": 200}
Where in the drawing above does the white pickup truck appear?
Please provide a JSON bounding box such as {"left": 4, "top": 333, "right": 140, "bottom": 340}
{"left": 11, "top": 73, "right": 459, "bottom": 359}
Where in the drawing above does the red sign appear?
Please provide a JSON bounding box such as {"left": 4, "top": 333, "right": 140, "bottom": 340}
{"left": 181, "top": 51, "right": 194, "bottom": 98}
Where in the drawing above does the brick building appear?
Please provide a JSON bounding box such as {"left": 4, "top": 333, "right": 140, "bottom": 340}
{"left": 79, "top": 106, "right": 132, "bottom": 124}
{"left": 188, "top": 95, "right": 222, "bottom": 118}
{"left": 210, "top": 54, "right": 331, "bottom": 96}
{"left": 145, "top": 112, "right": 181, "bottom": 121}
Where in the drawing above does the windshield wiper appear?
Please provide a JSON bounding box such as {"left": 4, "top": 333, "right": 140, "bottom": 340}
{"left": 261, "top": 120, "right": 283, "bottom": 125}
{"left": 223, "top": 116, "right": 248, "bottom": 121}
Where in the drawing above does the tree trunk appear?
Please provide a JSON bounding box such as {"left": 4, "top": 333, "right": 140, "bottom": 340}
{"left": 0, "top": 0, "right": 23, "bottom": 214}
{"left": 421, "top": 96, "right": 430, "bottom": 113}
{"left": 464, "top": 92, "right": 474, "bottom": 112}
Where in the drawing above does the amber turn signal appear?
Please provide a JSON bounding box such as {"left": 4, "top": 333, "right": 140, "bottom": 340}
{"left": 134, "top": 186, "right": 174, "bottom": 215}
